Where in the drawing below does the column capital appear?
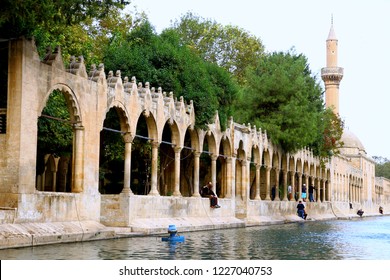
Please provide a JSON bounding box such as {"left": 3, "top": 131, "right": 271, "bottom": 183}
{"left": 151, "top": 141, "right": 160, "bottom": 148}
{"left": 73, "top": 123, "right": 84, "bottom": 130}
{"left": 123, "top": 132, "right": 134, "bottom": 143}
{"left": 193, "top": 151, "right": 202, "bottom": 157}
{"left": 173, "top": 146, "right": 182, "bottom": 153}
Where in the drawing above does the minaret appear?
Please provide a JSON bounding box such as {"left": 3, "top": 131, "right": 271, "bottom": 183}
{"left": 321, "top": 16, "right": 344, "bottom": 115}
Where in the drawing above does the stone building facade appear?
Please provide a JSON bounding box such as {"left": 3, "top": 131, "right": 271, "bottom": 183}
{"left": 0, "top": 24, "right": 389, "bottom": 233}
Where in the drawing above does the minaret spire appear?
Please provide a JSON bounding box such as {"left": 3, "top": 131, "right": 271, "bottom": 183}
{"left": 321, "top": 17, "right": 344, "bottom": 115}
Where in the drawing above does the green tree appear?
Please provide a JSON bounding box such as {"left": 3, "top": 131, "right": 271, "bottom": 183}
{"left": 37, "top": 90, "right": 73, "bottom": 155}
{"left": 171, "top": 12, "right": 265, "bottom": 84}
{"left": 103, "top": 21, "right": 239, "bottom": 129}
{"left": 373, "top": 157, "right": 390, "bottom": 179}
{"left": 0, "top": 0, "right": 129, "bottom": 39}
{"left": 235, "top": 50, "right": 343, "bottom": 157}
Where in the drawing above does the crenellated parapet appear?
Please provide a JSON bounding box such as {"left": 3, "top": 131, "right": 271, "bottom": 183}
{"left": 67, "top": 56, "right": 88, "bottom": 78}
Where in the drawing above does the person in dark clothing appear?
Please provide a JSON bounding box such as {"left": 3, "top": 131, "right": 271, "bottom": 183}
{"left": 201, "top": 182, "right": 220, "bottom": 208}
{"left": 308, "top": 184, "right": 315, "bottom": 202}
{"left": 297, "top": 200, "right": 306, "bottom": 219}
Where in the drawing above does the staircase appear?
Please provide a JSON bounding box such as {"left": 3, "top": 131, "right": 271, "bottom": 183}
{"left": 330, "top": 204, "right": 349, "bottom": 219}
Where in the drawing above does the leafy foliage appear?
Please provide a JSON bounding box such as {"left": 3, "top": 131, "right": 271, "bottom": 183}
{"left": 373, "top": 157, "right": 390, "bottom": 179}
{"left": 171, "top": 12, "right": 265, "bottom": 84}
{"left": 37, "top": 90, "right": 73, "bottom": 155}
{"left": 0, "top": 0, "right": 129, "bottom": 39}
{"left": 6, "top": 1, "right": 347, "bottom": 168}
{"left": 311, "top": 108, "right": 344, "bottom": 159}
{"left": 103, "top": 21, "right": 239, "bottom": 129}
{"left": 235, "top": 51, "right": 323, "bottom": 152}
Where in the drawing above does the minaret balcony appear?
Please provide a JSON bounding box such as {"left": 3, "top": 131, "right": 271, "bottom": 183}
{"left": 321, "top": 67, "right": 344, "bottom": 81}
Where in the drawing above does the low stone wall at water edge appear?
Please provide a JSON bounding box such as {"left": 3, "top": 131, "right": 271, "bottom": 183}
{"left": 100, "top": 195, "right": 245, "bottom": 233}
{"left": 0, "top": 221, "right": 116, "bottom": 249}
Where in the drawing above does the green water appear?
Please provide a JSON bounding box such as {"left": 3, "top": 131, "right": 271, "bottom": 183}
{"left": 1, "top": 216, "right": 390, "bottom": 260}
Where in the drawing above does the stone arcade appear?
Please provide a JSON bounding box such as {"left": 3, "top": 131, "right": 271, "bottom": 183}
{"left": 0, "top": 23, "right": 389, "bottom": 249}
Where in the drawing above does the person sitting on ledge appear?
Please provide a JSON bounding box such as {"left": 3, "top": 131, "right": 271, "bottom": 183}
{"left": 357, "top": 209, "right": 364, "bottom": 217}
{"left": 297, "top": 200, "right": 305, "bottom": 219}
{"left": 379, "top": 206, "right": 384, "bottom": 214}
{"left": 201, "top": 182, "right": 220, "bottom": 208}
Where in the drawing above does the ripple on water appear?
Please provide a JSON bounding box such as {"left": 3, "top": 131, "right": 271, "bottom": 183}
{"left": 1, "top": 216, "right": 390, "bottom": 260}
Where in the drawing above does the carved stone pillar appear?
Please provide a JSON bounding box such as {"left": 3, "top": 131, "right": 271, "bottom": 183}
{"left": 121, "top": 133, "right": 134, "bottom": 195}
{"left": 226, "top": 157, "right": 233, "bottom": 198}
{"left": 240, "top": 159, "right": 247, "bottom": 199}
{"left": 173, "top": 147, "right": 182, "bottom": 196}
{"left": 192, "top": 152, "right": 201, "bottom": 197}
{"left": 211, "top": 154, "right": 218, "bottom": 193}
{"left": 148, "top": 141, "right": 160, "bottom": 196}
{"left": 305, "top": 176, "right": 309, "bottom": 191}
{"left": 290, "top": 171, "right": 296, "bottom": 201}
{"left": 255, "top": 163, "right": 261, "bottom": 200}
{"left": 282, "top": 169, "right": 288, "bottom": 201}
{"left": 322, "top": 180, "right": 326, "bottom": 202}
{"left": 265, "top": 166, "right": 271, "bottom": 200}
{"left": 72, "top": 124, "right": 84, "bottom": 193}
{"left": 297, "top": 172, "right": 303, "bottom": 200}
{"left": 274, "top": 168, "right": 280, "bottom": 201}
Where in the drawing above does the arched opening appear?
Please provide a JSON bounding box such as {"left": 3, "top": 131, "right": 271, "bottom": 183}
{"left": 36, "top": 90, "right": 74, "bottom": 192}
{"left": 99, "top": 107, "right": 126, "bottom": 194}
{"left": 159, "top": 123, "right": 175, "bottom": 196}
{"left": 249, "top": 146, "right": 259, "bottom": 200}
{"left": 180, "top": 130, "right": 194, "bottom": 197}
{"left": 132, "top": 114, "right": 152, "bottom": 195}
{"left": 235, "top": 140, "right": 246, "bottom": 199}
{"left": 260, "top": 150, "right": 270, "bottom": 200}
{"left": 199, "top": 135, "right": 212, "bottom": 189}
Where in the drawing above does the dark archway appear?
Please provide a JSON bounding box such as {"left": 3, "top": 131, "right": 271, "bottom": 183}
{"left": 36, "top": 90, "right": 73, "bottom": 192}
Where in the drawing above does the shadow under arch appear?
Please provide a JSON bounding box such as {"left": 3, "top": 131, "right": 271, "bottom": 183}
{"left": 36, "top": 84, "right": 83, "bottom": 193}
{"left": 99, "top": 105, "right": 130, "bottom": 194}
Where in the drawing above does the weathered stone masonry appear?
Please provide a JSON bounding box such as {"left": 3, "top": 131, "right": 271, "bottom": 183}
{"left": 0, "top": 38, "right": 389, "bottom": 234}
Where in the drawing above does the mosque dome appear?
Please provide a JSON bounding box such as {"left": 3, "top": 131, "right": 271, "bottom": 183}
{"left": 340, "top": 129, "right": 366, "bottom": 155}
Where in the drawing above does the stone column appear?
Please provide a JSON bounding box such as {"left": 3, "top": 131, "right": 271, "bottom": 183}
{"left": 274, "top": 168, "right": 280, "bottom": 201}
{"left": 282, "top": 169, "right": 288, "bottom": 201}
{"left": 246, "top": 158, "right": 251, "bottom": 200}
{"left": 225, "top": 157, "right": 233, "bottom": 198}
{"left": 290, "top": 171, "right": 296, "bottom": 201}
{"left": 173, "top": 147, "right": 182, "bottom": 196}
{"left": 322, "top": 180, "right": 326, "bottom": 202}
{"left": 254, "top": 163, "right": 261, "bottom": 200}
{"left": 241, "top": 159, "right": 247, "bottom": 199}
{"left": 192, "top": 152, "right": 201, "bottom": 197}
{"left": 318, "top": 179, "right": 326, "bottom": 202}
{"left": 121, "top": 133, "right": 134, "bottom": 195}
{"left": 148, "top": 141, "right": 160, "bottom": 196}
{"left": 316, "top": 180, "right": 321, "bottom": 203}
{"left": 72, "top": 124, "right": 84, "bottom": 193}
{"left": 230, "top": 154, "right": 237, "bottom": 198}
{"left": 211, "top": 154, "right": 218, "bottom": 193}
{"left": 297, "top": 172, "right": 302, "bottom": 200}
{"left": 305, "top": 176, "right": 309, "bottom": 190}
{"left": 264, "top": 166, "right": 271, "bottom": 200}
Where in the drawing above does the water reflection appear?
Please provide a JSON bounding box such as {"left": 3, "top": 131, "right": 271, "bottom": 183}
{"left": 1, "top": 216, "right": 390, "bottom": 260}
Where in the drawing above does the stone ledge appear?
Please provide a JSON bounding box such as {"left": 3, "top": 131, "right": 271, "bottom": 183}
{"left": 127, "top": 217, "right": 246, "bottom": 235}
{"left": 0, "top": 221, "right": 116, "bottom": 249}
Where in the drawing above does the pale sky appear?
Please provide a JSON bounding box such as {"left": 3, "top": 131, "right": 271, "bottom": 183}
{"left": 130, "top": 0, "right": 390, "bottom": 159}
